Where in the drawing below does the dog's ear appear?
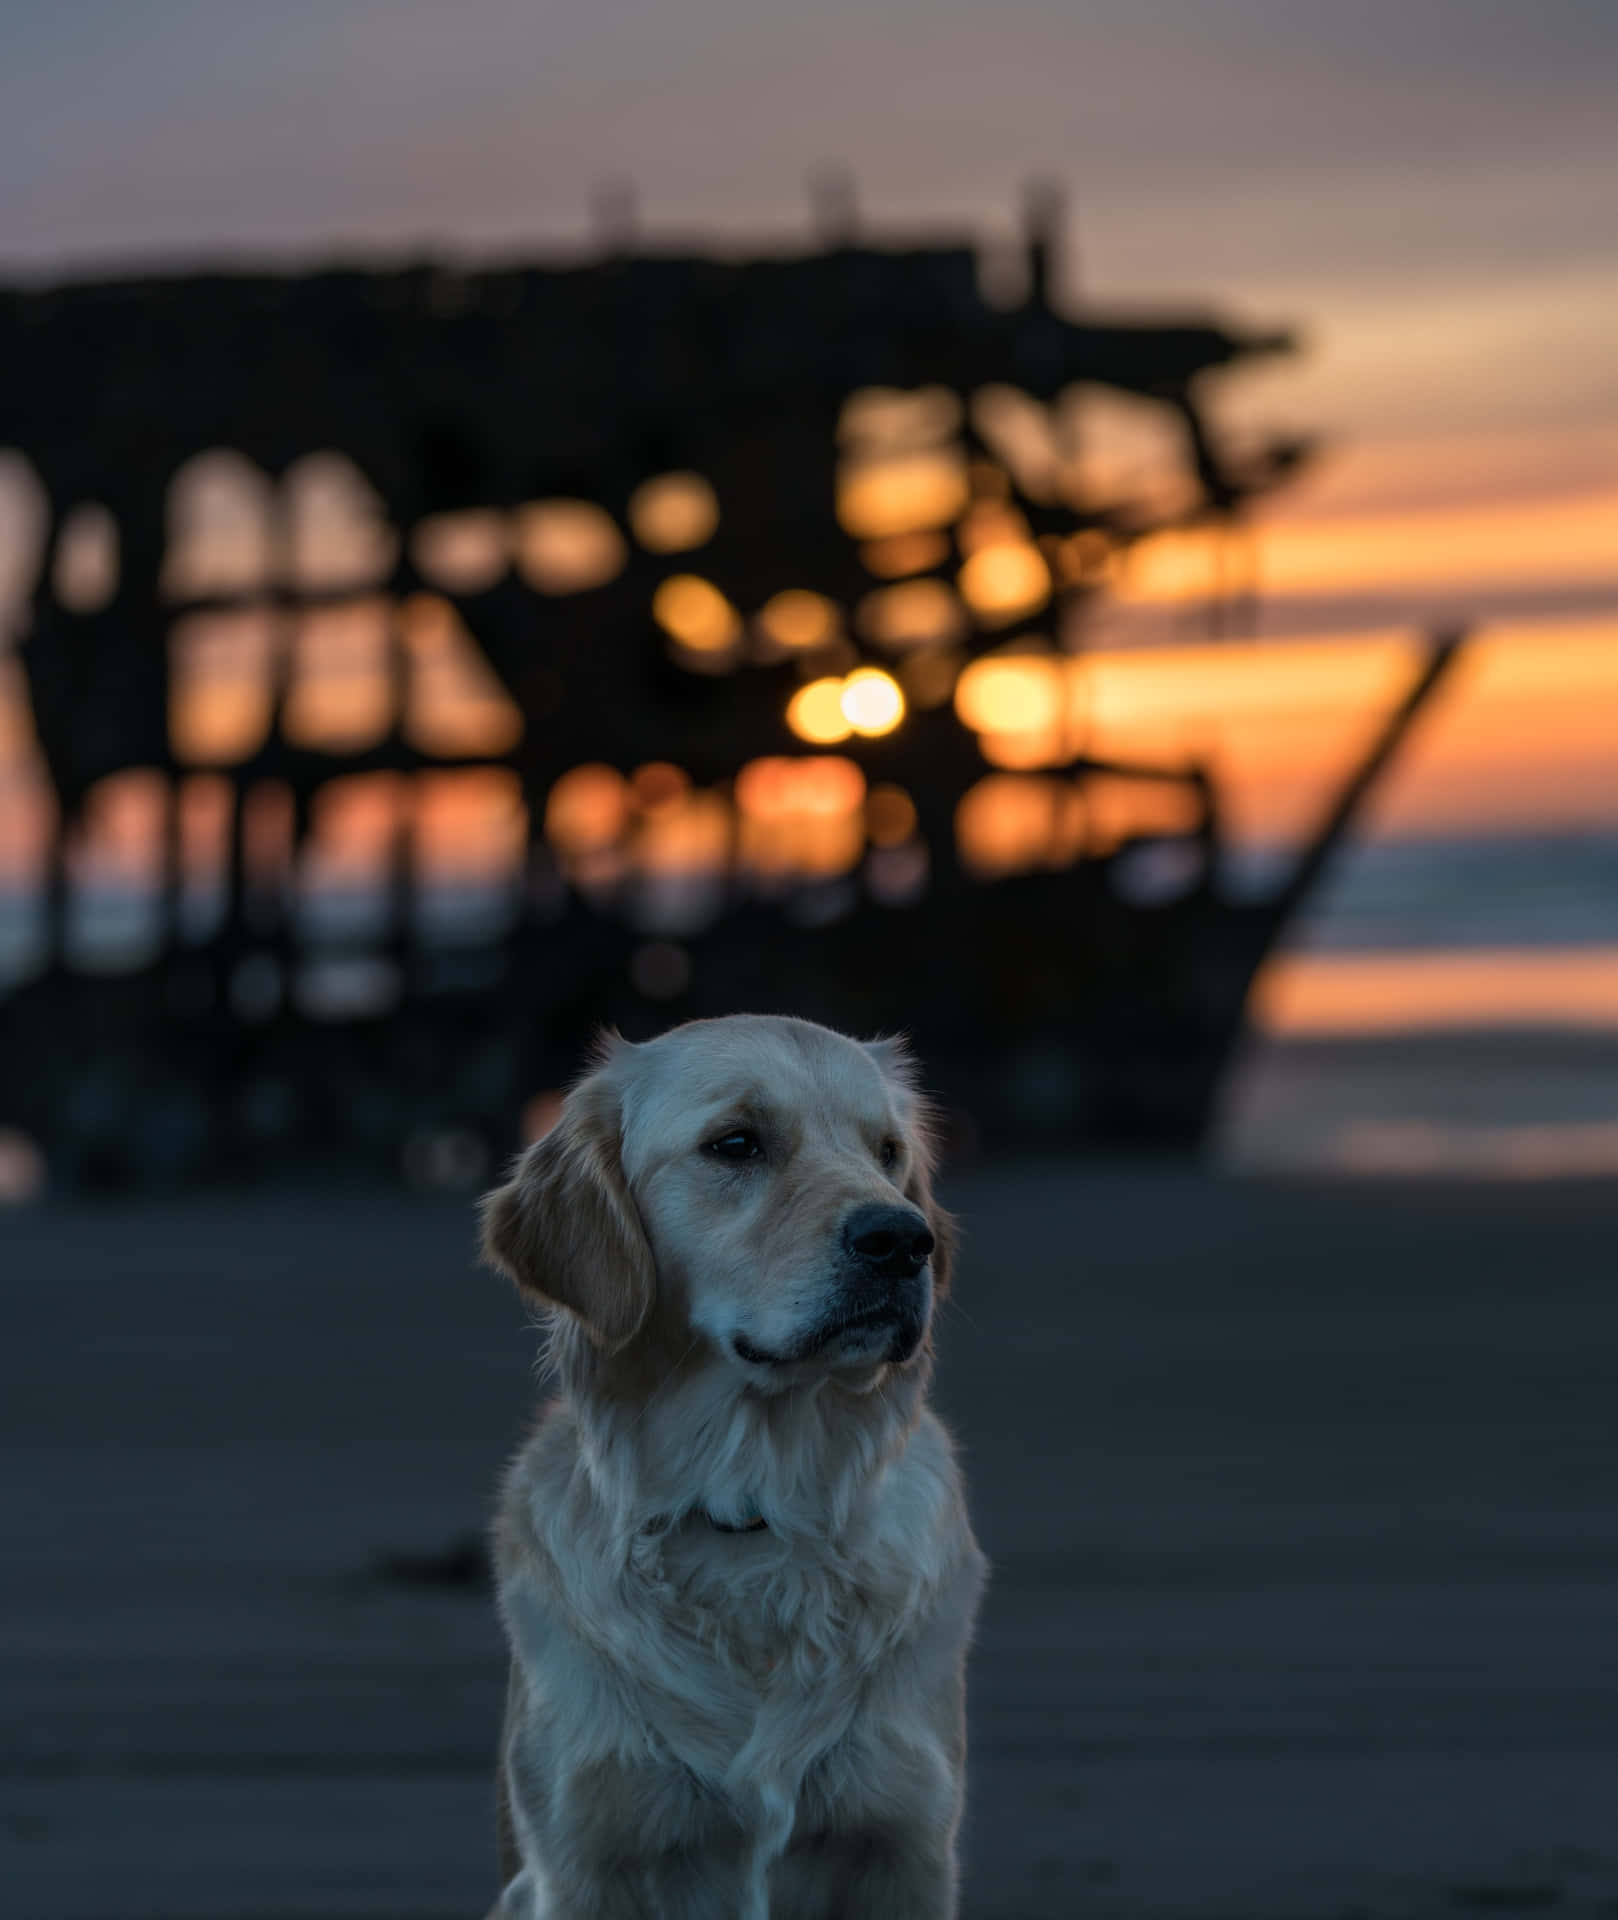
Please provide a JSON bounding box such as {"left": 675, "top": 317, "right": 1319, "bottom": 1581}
{"left": 867, "top": 1034, "right": 956, "bottom": 1300}
{"left": 480, "top": 1066, "right": 654, "bottom": 1352}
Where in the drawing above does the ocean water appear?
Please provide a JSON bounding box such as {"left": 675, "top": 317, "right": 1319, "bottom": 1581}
{"left": 1263, "top": 830, "right": 1618, "bottom": 953}
{"left": 1220, "top": 830, "right": 1618, "bottom": 1174}
{"left": 4, "top": 830, "right": 1616, "bottom": 985}
{"left": 5, "top": 828, "right": 1617, "bottom": 1176}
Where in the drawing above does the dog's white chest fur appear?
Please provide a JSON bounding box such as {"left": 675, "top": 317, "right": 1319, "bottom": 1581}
{"left": 495, "top": 1407, "right": 980, "bottom": 1917}
{"left": 626, "top": 1513, "right": 917, "bottom": 1776}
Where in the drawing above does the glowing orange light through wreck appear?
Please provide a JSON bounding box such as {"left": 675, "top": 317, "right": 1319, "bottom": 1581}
{"left": 629, "top": 761, "right": 691, "bottom": 813}
{"left": 787, "top": 677, "right": 854, "bottom": 745}
{"left": 955, "top": 774, "right": 1076, "bottom": 879}
{"left": 836, "top": 451, "right": 970, "bottom": 541}
{"left": 955, "top": 500, "right": 1030, "bottom": 556}
{"left": 300, "top": 773, "right": 403, "bottom": 893}
{"left": 860, "top": 531, "right": 952, "bottom": 578}
{"left": 757, "top": 589, "right": 840, "bottom": 652}
{"left": 628, "top": 472, "right": 720, "bottom": 553}
{"left": 736, "top": 755, "right": 866, "bottom": 821}
{"left": 957, "top": 541, "right": 1051, "bottom": 626}
{"left": 543, "top": 764, "right": 632, "bottom": 856}
{"left": 514, "top": 500, "right": 626, "bottom": 594}
{"left": 634, "top": 790, "right": 730, "bottom": 879}
{"left": 856, "top": 580, "right": 966, "bottom": 650}
{"left": 866, "top": 783, "right": 918, "bottom": 847}
{"left": 167, "top": 609, "right": 278, "bottom": 765}
{"left": 282, "top": 600, "right": 393, "bottom": 753}
{"left": 735, "top": 755, "right": 867, "bottom": 879}
{"left": 401, "top": 594, "right": 524, "bottom": 757}
{"left": 414, "top": 769, "right": 527, "bottom": 887}
{"left": 409, "top": 510, "right": 508, "bottom": 594}
{"left": 53, "top": 503, "right": 119, "bottom": 613}
{"left": 954, "top": 653, "right": 1064, "bottom": 736}
{"left": 652, "top": 574, "right": 741, "bottom": 654}
{"left": 839, "top": 668, "right": 905, "bottom": 737}
{"left": 160, "top": 449, "right": 276, "bottom": 601}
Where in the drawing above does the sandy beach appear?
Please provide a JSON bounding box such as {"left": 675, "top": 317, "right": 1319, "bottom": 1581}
{"left": 1219, "top": 1028, "right": 1618, "bottom": 1176}
{"left": 4, "top": 1161, "right": 1616, "bottom": 1918}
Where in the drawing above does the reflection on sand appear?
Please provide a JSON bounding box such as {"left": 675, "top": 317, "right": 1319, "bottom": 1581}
{"left": 1250, "top": 944, "right": 1618, "bottom": 1038}
{"left": 1331, "top": 1118, "right": 1618, "bottom": 1180}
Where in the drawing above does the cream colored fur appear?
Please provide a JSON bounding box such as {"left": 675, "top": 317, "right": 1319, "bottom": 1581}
{"left": 480, "top": 1015, "right": 987, "bottom": 1919}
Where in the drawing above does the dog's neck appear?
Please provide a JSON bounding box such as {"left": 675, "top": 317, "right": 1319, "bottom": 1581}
{"left": 548, "top": 1313, "right": 933, "bottom": 1546}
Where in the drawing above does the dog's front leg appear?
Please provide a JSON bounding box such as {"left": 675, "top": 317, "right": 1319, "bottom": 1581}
{"left": 772, "top": 1825, "right": 960, "bottom": 1920}
{"left": 499, "top": 1797, "right": 760, "bottom": 1920}
{"left": 490, "top": 1857, "right": 746, "bottom": 1920}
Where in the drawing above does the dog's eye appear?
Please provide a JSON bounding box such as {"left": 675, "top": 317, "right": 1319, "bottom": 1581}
{"left": 879, "top": 1138, "right": 900, "bottom": 1170}
{"left": 707, "top": 1129, "right": 763, "bottom": 1163}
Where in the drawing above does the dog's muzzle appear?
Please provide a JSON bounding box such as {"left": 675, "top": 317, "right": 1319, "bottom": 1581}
{"left": 731, "top": 1204, "right": 935, "bottom": 1370}
{"left": 841, "top": 1204, "right": 934, "bottom": 1281}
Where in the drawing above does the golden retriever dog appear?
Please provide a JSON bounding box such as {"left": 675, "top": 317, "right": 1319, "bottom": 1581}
{"left": 480, "top": 1014, "right": 986, "bottom": 1919}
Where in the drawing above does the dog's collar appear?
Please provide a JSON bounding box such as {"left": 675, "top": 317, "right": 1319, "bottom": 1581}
{"left": 640, "top": 1509, "right": 769, "bottom": 1538}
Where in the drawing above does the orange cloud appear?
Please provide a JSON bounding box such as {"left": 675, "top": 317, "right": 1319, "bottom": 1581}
{"left": 1117, "top": 490, "right": 1618, "bottom": 606}
{"left": 1080, "top": 617, "right": 1618, "bottom": 844}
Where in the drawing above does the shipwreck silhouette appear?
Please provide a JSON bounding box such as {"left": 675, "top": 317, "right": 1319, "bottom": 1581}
{"left": 0, "top": 196, "right": 1459, "bottom": 1183}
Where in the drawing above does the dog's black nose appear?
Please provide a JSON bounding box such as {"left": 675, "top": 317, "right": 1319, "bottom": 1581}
{"left": 843, "top": 1205, "right": 934, "bottom": 1280}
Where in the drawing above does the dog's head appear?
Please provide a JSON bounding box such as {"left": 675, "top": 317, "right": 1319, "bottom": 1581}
{"left": 481, "top": 1015, "right": 953, "bottom": 1387}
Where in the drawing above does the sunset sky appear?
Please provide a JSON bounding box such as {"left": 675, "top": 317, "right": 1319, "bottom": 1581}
{"left": 2, "top": 0, "right": 1616, "bottom": 1081}
{"left": 3, "top": 1, "right": 1612, "bottom": 610}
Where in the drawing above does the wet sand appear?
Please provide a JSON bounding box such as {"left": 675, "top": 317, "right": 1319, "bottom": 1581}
{"left": 3, "top": 1164, "right": 1617, "bottom": 1917}
{"left": 1218, "top": 1027, "right": 1618, "bottom": 1176}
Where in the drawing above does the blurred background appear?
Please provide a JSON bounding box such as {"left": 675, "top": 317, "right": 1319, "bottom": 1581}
{"left": 2, "top": 4, "right": 1615, "bottom": 1916}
